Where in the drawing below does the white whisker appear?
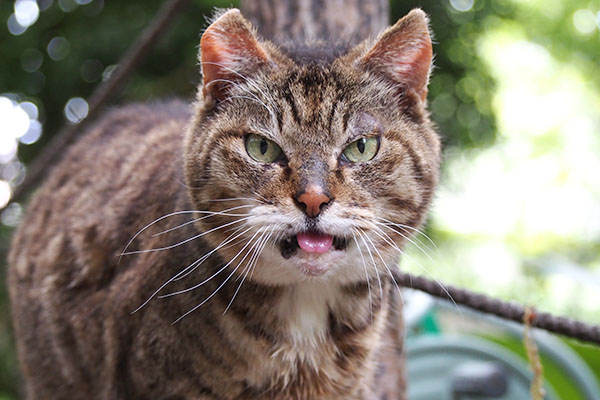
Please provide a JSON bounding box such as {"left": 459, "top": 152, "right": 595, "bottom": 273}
{"left": 151, "top": 205, "right": 253, "bottom": 237}
{"left": 370, "top": 222, "right": 459, "bottom": 313}
{"left": 161, "top": 227, "right": 265, "bottom": 298}
{"left": 375, "top": 217, "right": 438, "bottom": 254}
{"left": 171, "top": 228, "right": 267, "bottom": 324}
{"left": 130, "top": 225, "right": 254, "bottom": 313}
{"left": 375, "top": 221, "right": 435, "bottom": 263}
{"left": 224, "top": 226, "right": 274, "bottom": 314}
{"left": 356, "top": 229, "right": 383, "bottom": 303}
{"left": 120, "top": 210, "right": 215, "bottom": 263}
{"left": 351, "top": 229, "right": 373, "bottom": 320}
{"left": 120, "top": 216, "right": 256, "bottom": 256}
{"left": 362, "top": 231, "right": 402, "bottom": 297}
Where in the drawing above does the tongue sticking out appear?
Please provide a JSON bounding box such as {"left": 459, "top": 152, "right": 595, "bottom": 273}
{"left": 296, "top": 231, "right": 334, "bottom": 254}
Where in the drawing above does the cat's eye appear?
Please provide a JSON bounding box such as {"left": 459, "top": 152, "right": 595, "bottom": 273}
{"left": 342, "top": 137, "right": 379, "bottom": 162}
{"left": 245, "top": 134, "right": 283, "bottom": 163}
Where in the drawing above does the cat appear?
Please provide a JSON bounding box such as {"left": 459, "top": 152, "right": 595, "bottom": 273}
{"left": 8, "top": 8, "right": 440, "bottom": 400}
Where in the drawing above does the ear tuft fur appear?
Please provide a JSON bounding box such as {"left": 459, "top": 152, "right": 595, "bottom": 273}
{"left": 200, "top": 9, "right": 269, "bottom": 103}
{"left": 359, "top": 9, "right": 433, "bottom": 103}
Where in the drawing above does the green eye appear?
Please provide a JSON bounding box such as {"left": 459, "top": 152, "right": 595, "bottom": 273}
{"left": 342, "top": 137, "right": 379, "bottom": 162}
{"left": 245, "top": 134, "right": 283, "bottom": 163}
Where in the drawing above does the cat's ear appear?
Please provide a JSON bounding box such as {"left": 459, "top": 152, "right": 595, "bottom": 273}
{"left": 358, "top": 9, "right": 433, "bottom": 104}
{"left": 200, "top": 9, "right": 270, "bottom": 103}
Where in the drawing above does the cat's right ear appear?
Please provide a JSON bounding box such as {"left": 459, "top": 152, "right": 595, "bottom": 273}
{"left": 200, "top": 9, "right": 270, "bottom": 104}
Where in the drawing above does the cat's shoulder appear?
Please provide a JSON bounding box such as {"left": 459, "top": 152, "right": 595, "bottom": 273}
{"left": 9, "top": 100, "right": 192, "bottom": 284}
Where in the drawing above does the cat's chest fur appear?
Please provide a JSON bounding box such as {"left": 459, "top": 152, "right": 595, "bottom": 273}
{"left": 232, "top": 281, "right": 387, "bottom": 398}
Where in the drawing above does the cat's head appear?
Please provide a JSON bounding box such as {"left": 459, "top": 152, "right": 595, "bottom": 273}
{"left": 184, "top": 9, "right": 440, "bottom": 286}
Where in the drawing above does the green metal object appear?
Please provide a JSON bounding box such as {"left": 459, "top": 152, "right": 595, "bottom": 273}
{"left": 406, "top": 335, "right": 560, "bottom": 400}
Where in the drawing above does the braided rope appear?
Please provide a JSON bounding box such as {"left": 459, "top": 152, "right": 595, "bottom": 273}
{"left": 393, "top": 271, "right": 600, "bottom": 345}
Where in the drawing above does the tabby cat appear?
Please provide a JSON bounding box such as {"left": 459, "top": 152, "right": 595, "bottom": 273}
{"left": 8, "top": 8, "right": 440, "bottom": 400}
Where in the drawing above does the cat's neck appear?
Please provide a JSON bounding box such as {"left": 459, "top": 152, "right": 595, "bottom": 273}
{"left": 209, "top": 275, "right": 390, "bottom": 397}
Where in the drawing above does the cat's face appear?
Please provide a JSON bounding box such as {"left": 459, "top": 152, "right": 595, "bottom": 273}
{"left": 184, "top": 9, "right": 440, "bottom": 286}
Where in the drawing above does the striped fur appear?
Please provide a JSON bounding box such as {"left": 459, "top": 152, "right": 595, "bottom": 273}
{"left": 8, "top": 9, "right": 440, "bottom": 400}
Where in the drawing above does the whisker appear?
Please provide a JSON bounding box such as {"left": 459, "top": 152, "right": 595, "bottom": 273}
{"left": 171, "top": 228, "right": 267, "bottom": 324}
{"left": 205, "top": 196, "right": 270, "bottom": 206}
{"left": 351, "top": 229, "right": 373, "bottom": 321}
{"left": 120, "top": 210, "right": 216, "bottom": 263}
{"left": 356, "top": 229, "right": 383, "bottom": 304}
{"left": 130, "top": 225, "right": 254, "bottom": 313}
{"left": 365, "top": 226, "right": 410, "bottom": 310}
{"left": 249, "top": 224, "right": 281, "bottom": 280}
{"left": 151, "top": 205, "right": 254, "bottom": 237}
{"left": 371, "top": 223, "right": 459, "bottom": 313}
{"left": 375, "top": 221, "right": 435, "bottom": 263}
{"left": 119, "top": 216, "right": 256, "bottom": 256}
{"left": 224, "top": 226, "right": 274, "bottom": 314}
{"left": 160, "top": 227, "right": 265, "bottom": 298}
{"left": 375, "top": 217, "right": 438, "bottom": 254}
{"left": 171, "top": 226, "right": 253, "bottom": 282}
{"left": 362, "top": 231, "right": 403, "bottom": 297}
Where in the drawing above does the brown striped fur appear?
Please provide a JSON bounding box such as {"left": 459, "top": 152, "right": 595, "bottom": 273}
{"left": 8, "top": 8, "right": 440, "bottom": 400}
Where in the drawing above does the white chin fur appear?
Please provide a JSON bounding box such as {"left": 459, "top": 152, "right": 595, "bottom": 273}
{"left": 249, "top": 241, "right": 373, "bottom": 286}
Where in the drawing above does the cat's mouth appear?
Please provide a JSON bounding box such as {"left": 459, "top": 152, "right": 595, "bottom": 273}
{"left": 279, "top": 230, "right": 348, "bottom": 259}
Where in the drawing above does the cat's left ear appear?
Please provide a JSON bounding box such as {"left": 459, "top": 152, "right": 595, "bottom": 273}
{"left": 358, "top": 9, "right": 433, "bottom": 104}
{"left": 200, "top": 9, "right": 270, "bottom": 103}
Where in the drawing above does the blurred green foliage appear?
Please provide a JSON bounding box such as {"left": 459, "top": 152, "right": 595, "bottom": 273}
{"left": 1, "top": 0, "right": 599, "bottom": 398}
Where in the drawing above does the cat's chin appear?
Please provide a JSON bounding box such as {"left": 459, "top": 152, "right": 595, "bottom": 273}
{"left": 244, "top": 233, "right": 358, "bottom": 284}
{"left": 292, "top": 249, "right": 347, "bottom": 277}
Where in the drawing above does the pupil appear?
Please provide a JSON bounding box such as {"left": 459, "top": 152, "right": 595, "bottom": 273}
{"left": 260, "top": 139, "right": 268, "bottom": 155}
{"left": 357, "top": 138, "right": 366, "bottom": 153}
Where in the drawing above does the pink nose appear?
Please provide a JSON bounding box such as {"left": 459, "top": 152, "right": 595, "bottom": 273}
{"left": 296, "top": 185, "right": 331, "bottom": 218}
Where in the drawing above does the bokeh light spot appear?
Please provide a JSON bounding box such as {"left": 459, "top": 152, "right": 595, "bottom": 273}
{"left": 20, "top": 120, "right": 42, "bottom": 145}
{"left": 0, "top": 97, "right": 30, "bottom": 139}
{"left": 64, "top": 97, "right": 89, "bottom": 123}
{"left": 25, "top": 71, "right": 46, "bottom": 95}
{"left": 573, "top": 9, "right": 597, "bottom": 34}
{"left": 58, "top": 0, "right": 78, "bottom": 13}
{"left": 39, "top": 0, "right": 54, "bottom": 11}
{"left": 19, "top": 101, "right": 39, "bottom": 120}
{"left": 450, "top": 0, "right": 474, "bottom": 13}
{"left": 431, "top": 93, "right": 457, "bottom": 120}
{"left": 456, "top": 103, "right": 481, "bottom": 129}
{"left": 47, "top": 36, "right": 71, "bottom": 61}
{"left": 0, "top": 182, "right": 12, "bottom": 209}
{"left": 81, "top": 59, "right": 104, "bottom": 83}
{"left": 1, "top": 202, "right": 23, "bottom": 227}
{"left": 14, "top": 0, "right": 40, "bottom": 28}
{"left": 20, "top": 48, "right": 44, "bottom": 72}
{"left": 2, "top": 161, "right": 25, "bottom": 184}
{"left": 7, "top": 14, "right": 27, "bottom": 36}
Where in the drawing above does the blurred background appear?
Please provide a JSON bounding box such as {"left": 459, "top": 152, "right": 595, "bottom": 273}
{"left": 0, "top": 0, "right": 599, "bottom": 398}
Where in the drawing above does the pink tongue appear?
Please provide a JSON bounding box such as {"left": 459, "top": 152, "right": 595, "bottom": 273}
{"left": 296, "top": 231, "right": 333, "bottom": 254}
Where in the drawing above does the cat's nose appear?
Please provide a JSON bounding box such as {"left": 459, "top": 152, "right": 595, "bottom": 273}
{"left": 295, "top": 185, "right": 332, "bottom": 218}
